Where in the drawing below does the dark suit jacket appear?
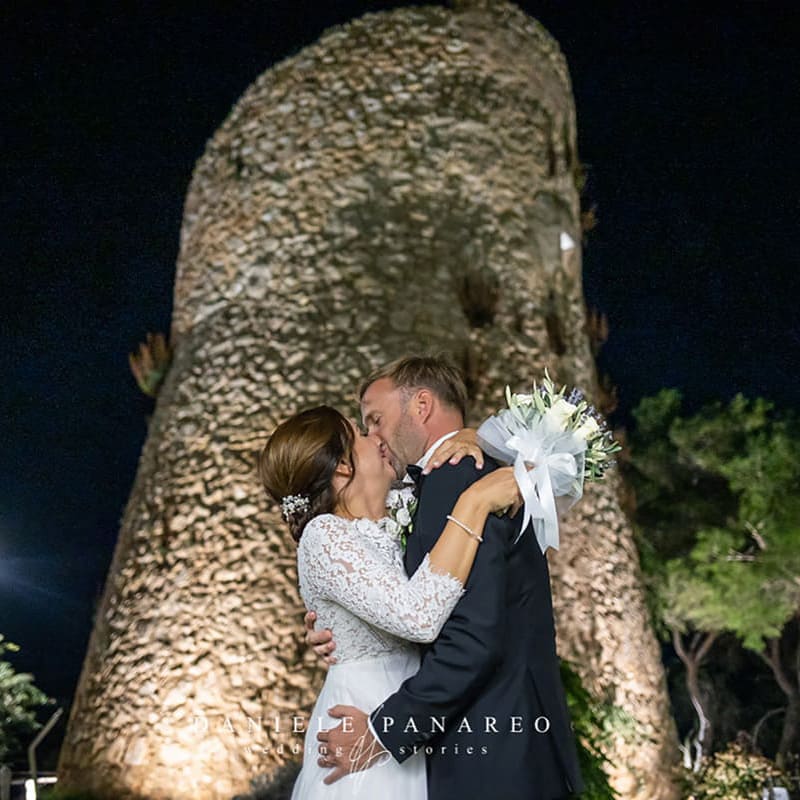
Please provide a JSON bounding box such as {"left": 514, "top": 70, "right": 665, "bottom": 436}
{"left": 369, "top": 455, "right": 585, "bottom": 799}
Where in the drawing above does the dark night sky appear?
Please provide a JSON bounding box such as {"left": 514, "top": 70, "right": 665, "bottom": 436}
{"left": 1, "top": 0, "right": 798, "bottom": 762}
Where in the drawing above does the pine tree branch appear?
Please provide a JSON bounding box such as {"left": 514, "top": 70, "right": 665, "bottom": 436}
{"left": 762, "top": 637, "right": 794, "bottom": 698}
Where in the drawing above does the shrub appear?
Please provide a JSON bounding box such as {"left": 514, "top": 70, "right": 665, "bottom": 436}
{"left": 682, "top": 742, "right": 786, "bottom": 800}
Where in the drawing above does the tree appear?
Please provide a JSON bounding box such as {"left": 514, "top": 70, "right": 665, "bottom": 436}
{"left": 0, "top": 634, "right": 53, "bottom": 766}
{"left": 670, "top": 398, "right": 800, "bottom": 768}
{"left": 627, "top": 389, "right": 800, "bottom": 769}
{"left": 625, "top": 389, "right": 733, "bottom": 768}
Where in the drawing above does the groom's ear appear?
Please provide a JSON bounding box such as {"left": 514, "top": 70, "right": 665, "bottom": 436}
{"left": 413, "top": 389, "right": 434, "bottom": 424}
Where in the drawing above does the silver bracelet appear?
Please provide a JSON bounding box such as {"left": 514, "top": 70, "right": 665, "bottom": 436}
{"left": 446, "top": 514, "right": 484, "bottom": 543}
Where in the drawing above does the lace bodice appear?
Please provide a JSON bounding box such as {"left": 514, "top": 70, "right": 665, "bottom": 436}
{"left": 297, "top": 513, "right": 466, "bottom": 663}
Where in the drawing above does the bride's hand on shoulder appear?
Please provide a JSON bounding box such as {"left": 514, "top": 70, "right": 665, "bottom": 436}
{"left": 468, "top": 466, "right": 523, "bottom": 516}
{"left": 423, "top": 428, "right": 484, "bottom": 474}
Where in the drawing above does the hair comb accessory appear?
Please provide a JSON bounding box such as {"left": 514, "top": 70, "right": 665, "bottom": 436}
{"left": 281, "top": 493, "right": 310, "bottom": 521}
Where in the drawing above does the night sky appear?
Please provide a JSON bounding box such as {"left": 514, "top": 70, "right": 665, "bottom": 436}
{"left": 2, "top": 0, "right": 798, "bottom": 764}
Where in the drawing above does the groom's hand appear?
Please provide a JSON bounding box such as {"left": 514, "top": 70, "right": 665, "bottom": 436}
{"left": 303, "top": 610, "right": 337, "bottom": 665}
{"left": 317, "top": 705, "right": 389, "bottom": 784}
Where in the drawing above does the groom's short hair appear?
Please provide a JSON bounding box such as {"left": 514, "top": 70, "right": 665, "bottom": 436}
{"left": 358, "top": 355, "right": 468, "bottom": 419}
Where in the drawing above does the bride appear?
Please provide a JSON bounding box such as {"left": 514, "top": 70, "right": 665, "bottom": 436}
{"left": 258, "top": 405, "right": 519, "bottom": 799}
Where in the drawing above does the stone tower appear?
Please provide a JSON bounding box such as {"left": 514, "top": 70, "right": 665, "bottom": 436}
{"left": 57, "top": 3, "right": 679, "bottom": 798}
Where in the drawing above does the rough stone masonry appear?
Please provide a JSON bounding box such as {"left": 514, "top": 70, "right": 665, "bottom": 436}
{"left": 57, "top": 2, "right": 679, "bottom": 798}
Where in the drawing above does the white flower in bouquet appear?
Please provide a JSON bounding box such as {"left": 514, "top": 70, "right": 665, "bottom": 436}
{"left": 574, "top": 415, "right": 600, "bottom": 441}
{"left": 545, "top": 397, "right": 579, "bottom": 428}
{"left": 478, "top": 367, "right": 621, "bottom": 553}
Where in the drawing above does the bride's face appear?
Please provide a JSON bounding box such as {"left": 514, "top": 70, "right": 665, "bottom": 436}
{"left": 348, "top": 420, "right": 396, "bottom": 491}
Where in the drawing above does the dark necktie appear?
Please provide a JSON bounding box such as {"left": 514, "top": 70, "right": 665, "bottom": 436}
{"left": 405, "top": 464, "right": 424, "bottom": 497}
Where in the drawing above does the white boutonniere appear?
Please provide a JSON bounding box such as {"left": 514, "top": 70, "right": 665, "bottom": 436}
{"left": 386, "top": 486, "right": 418, "bottom": 553}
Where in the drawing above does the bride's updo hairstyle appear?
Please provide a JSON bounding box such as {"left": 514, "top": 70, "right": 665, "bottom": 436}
{"left": 258, "top": 406, "right": 356, "bottom": 542}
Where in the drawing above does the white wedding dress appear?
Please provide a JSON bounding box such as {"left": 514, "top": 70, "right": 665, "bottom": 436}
{"left": 290, "top": 513, "right": 466, "bottom": 800}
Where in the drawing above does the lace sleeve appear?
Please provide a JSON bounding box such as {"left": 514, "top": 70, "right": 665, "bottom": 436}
{"left": 300, "top": 516, "right": 465, "bottom": 643}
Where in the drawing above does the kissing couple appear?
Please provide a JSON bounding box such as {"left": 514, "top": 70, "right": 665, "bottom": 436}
{"left": 258, "top": 355, "right": 584, "bottom": 800}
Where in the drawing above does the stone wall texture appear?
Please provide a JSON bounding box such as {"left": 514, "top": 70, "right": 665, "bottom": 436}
{"left": 57, "top": 2, "right": 679, "bottom": 798}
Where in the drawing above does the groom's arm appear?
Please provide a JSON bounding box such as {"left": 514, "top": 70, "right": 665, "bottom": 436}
{"left": 370, "top": 458, "right": 514, "bottom": 761}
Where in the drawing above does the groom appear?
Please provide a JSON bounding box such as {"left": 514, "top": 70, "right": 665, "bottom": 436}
{"left": 307, "top": 355, "right": 584, "bottom": 798}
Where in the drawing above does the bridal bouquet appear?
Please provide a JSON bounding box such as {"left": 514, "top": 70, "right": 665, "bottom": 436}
{"left": 476, "top": 368, "right": 621, "bottom": 553}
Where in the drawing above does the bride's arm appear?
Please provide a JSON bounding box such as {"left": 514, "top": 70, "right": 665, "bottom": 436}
{"left": 425, "top": 466, "right": 517, "bottom": 583}
{"left": 301, "top": 469, "right": 519, "bottom": 643}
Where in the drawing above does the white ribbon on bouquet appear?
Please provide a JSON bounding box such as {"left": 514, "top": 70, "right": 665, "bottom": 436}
{"left": 477, "top": 411, "right": 587, "bottom": 553}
